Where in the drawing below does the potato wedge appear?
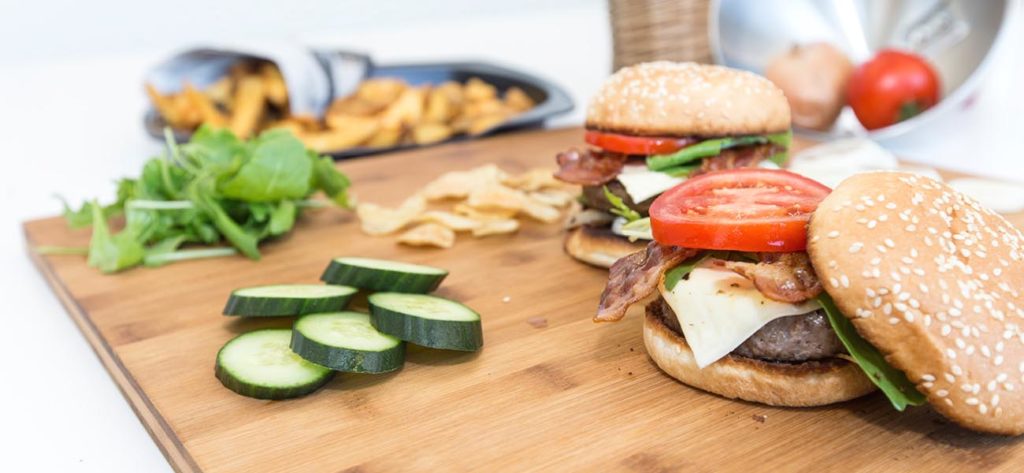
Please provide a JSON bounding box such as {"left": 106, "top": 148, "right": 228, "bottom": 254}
{"left": 364, "top": 127, "right": 403, "bottom": 148}
{"left": 260, "top": 63, "right": 289, "bottom": 107}
{"left": 504, "top": 86, "right": 535, "bottom": 112}
{"left": 378, "top": 87, "right": 425, "bottom": 130}
{"left": 357, "top": 78, "right": 406, "bottom": 106}
{"left": 412, "top": 123, "right": 453, "bottom": 145}
{"left": 183, "top": 83, "right": 228, "bottom": 127}
{"left": 302, "top": 118, "right": 379, "bottom": 152}
{"left": 464, "top": 77, "right": 497, "bottom": 101}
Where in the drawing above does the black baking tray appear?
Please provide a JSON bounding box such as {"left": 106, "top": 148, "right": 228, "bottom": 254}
{"left": 144, "top": 60, "right": 574, "bottom": 159}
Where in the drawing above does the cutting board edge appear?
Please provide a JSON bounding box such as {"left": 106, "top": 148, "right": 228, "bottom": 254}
{"left": 24, "top": 232, "right": 201, "bottom": 473}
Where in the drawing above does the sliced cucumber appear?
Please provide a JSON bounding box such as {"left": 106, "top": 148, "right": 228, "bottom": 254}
{"left": 223, "top": 284, "right": 357, "bottom": 317}
{"left": 291, "top": 311, "right": 405, "bottom": 373}
{"left": 368, "top": 293, "right": 483, "bottom": 351}
{"left": 215, "top": 329, "right": 334, "bottom": 400}
{"left": 321, "top": 257, "right": 448, "bottom": 293}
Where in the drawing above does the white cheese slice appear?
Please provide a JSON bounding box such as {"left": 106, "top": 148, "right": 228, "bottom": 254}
{"left": 616, "top": 165, "right": 685, "bottom": 204}
{"left": 660, "top": 265, "right": 820, "bottom": 368}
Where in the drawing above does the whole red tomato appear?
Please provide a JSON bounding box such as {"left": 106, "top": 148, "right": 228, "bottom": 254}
{"left": 847, "top": 49, "right": 941, "bottom": 130}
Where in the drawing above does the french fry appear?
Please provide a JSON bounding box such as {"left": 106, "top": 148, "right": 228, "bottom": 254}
{"left": 357, "top": 78, "right": 406, "bottom": 106}
{"left": 504, "top": 86, "right": 535, "bottom": 112}
{"left": 228, "top": 75, "right": 265, "bottom": 139}
{"left": 146, "top": 83, "right": 182, "bottom": 126}
{"left": 301, "top": 117, "right": 379, "bottom": 153}
{"left": 183, "top": 83, "right": 228, "bottom": 127}
{"left": 379, "top": 87, "right": 425, "bottom": 130}
{"left": 204, "top": 76, "right": 234, "bottom": 105}
{"left": 412, "top": 123, "right": 453, "bottom": 145}
{"left": 464, "top": 77, "right": 498, "bottom": 101}
{"left": 260, "top": 63, "right": 289, "bottom": 107}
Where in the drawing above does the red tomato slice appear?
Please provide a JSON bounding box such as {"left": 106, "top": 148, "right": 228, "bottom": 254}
{"left": 649, "top": 169, "right": 830, "bottom": 252}
{"left": 584, "top": 130, "right": 694, "bottom": 155}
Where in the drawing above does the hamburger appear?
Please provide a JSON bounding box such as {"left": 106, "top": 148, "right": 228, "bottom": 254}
{"left": 556, "top": 61, "right": 793, "bottom": 268}
{"left": 596, "top": 169, "right": 1024, "bottom": 435}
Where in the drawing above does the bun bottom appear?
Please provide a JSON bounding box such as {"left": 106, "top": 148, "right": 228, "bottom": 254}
{"left": 564, "top": 226, "right": 647, "bottom": 268}
{"left": 644, "top": 308, "right": 877, "bottom": 407}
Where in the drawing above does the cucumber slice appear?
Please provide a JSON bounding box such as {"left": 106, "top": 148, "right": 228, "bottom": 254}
{"left": 368, "top": 293, "right": 483, "bottom": 351}
{"left": 215, "top": 329, "right": 334, "bottom": 400}
{"left": 291, "top": 311, "right": 405, "bottom": 373}
{"left": 321, "top": 257, "right": 448, "bottom": 293}
{"left": 223, "top": 284, "right": 357, "bottom": 317}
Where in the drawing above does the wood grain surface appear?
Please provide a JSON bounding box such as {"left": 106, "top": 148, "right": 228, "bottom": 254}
{"left": 23, "top": 128, "right": 1024, "bottom": 472}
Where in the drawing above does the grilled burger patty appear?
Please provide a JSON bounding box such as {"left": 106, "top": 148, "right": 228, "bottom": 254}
{"left": 648, "top": 297, "right": 844, "bottom": 362}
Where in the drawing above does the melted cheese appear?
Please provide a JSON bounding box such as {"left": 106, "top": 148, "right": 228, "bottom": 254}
{"left": 660, "top": 266, "right": 820, "bottom": 368}
{"left": 616, "top": 165, "right": 685, "bottom": 203}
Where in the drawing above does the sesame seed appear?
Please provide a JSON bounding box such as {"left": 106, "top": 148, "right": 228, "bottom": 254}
{"left": 936, "top": 389, "right": 949, "bottom": 397}
{"left": 884, "top": 238, "right": 896, "bottom": 248}
{"left": 827, "top": 230, "right": 840, "bottom": 238}
{"left": 849, "top": 243, "right": 863, "bottom": 253}
{"left": 840, "top": 275, "right": 850, "bottom": 288}
{"left": 829, "top": 277, "right": 839, "bottom": 288}
{"left": 966, "top": 397, "right": 980, "bottom": 405}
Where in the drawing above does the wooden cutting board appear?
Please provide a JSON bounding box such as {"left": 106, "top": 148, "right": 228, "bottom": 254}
{"left": 23, "top": 128, "right": 1024, "bottom": 472}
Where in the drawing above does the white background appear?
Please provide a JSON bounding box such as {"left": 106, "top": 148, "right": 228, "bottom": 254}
{"left": 0, "top": 1, "right": 1021, "bottom": 471}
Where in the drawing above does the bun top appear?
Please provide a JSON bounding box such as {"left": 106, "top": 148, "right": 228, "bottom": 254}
{"left": 808, "top": 172, "right": 1024, "bottom": 434}
{"left": 585, "top": 61, "right": 791, "bottom": 137}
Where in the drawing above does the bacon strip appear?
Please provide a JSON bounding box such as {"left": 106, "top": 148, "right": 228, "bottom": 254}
{"left": 554, "top": 148, "right": 627, "bottom": 186}
{"left": 717, "top": 252, "right": 822, "bottom": 303}
{"left": 595, "top": 242, "right": 697, "bottom": 322}
{"left": 693, "top": 144, "right": 782, "bottom": 175}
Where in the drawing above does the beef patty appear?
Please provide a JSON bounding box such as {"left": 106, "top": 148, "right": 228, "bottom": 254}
{"left": 648, "top": 296, "right": 844, "bottom": 362}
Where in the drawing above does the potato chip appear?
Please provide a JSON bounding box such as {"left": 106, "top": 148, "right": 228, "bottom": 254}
{"left": 356, "top": 194, "right": 426, "bottom": 236}
{"left": 421, "top": 165, "right": 507, "bottom": 201}
{"left": 416, "top": 211, "right": 480, "bottom": 232}
{"left": 503, "top": 168, "right": 565, "bottom": 191}
{"left": 453, "top": 204, "right": 517, "bottom": 221}
{"left": 520, "top": 199, "right": 561, "bottom": 223}
{"left": 467, "top": 182, "right": 527, "bottom": 211}
{"left": 472, "top": 219, "right": 520, "bottom": 237}
{"left": 529, "top": 190, "right": 574, "bottom": 208}
{"left": 398, "top": 223, "right": 455, "bottom": 249}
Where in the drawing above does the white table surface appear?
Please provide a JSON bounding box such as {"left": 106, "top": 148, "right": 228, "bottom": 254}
{"left": 1, "top": 3, "right": 1021, "bottom": 471}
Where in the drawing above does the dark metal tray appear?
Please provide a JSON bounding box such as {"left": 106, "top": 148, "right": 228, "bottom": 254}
{"left": 144, "top": 60, "right": 574, "bottom": 159}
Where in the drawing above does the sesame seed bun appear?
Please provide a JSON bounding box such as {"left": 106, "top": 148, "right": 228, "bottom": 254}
{"left": 585, "top": 61, "right": 791, "bottom": 137}
{"left": 563, "top": 225, "right": 646, "bottom": 268}
{"left": 644, "top": 306, "right": 877, "bottom": 406}
{"left": 808, "top": 172, "right": 1024, "bottom": 435}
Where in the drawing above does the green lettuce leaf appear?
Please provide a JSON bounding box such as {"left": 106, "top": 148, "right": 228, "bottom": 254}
{"left": 817, "top": 292, "right": 926, "bottom": 411}
{"left": 646, "top": 132, "right": 791, "bottom": 171}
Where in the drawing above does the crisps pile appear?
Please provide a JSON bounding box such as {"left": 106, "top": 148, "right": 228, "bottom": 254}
{"left": 357, "top": 165, "right": 575, "bottom": 249}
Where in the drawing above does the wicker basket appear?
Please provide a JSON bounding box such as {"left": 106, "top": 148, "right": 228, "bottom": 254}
{"left": 609, "top": 0, "right": 713, "bottom": 71}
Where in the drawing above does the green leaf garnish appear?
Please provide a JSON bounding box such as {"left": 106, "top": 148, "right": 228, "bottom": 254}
{"left": 54, "top": 126, "right": 353, "bottom": 273}
{"left": 817, "top": 292, "right": 926, "bottom": 411}
{"left": 602, "top": 186, "right": 642, "bottom": 222}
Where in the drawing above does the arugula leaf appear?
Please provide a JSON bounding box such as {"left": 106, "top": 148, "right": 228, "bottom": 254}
{"left": 311, "top": 154, "right": 353, "bottom": 208}
{"left": 663, "top": 253, "right": 710, "bottom": 291}
{"left": 817, "top": 292, "right": 926, "bottom": 411}
{"left": 267, "top": 201, "right": 296, "bottom": 236}
{"left": 220, "top": 129, "right": 312, "bottom": 201}
{"left": 181, "top": 124, "right": 246, "bottom": 168}
{"left": 85, "top": 200, "right": 145, "bottom": 273}
{"left": 54, "top": 127, "right": 352, "bottom": 273}
{"left": 602, "top": 185, "right": 642, "bottom": 222}
{"left": 646, "top": 132, "right": 791, "bottom": 171}
{"left": 659, "top": 163, "right": 702, "bottom": 178}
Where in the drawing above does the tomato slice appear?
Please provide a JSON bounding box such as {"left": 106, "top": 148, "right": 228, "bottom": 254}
{"left": 584, "top": 130, "right": 693, "bottom": 155}
{"left": 649, "top": 169, "right": 830, "bottom": 252}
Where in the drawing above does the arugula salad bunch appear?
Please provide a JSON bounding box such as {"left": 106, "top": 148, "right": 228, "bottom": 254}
{"left": 53, "top": 126, "right": 353, "bottom": 273}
